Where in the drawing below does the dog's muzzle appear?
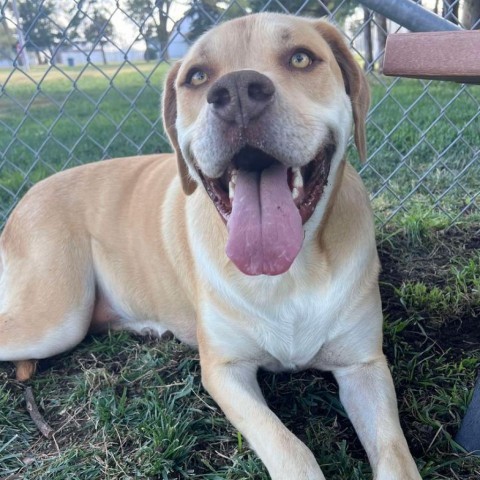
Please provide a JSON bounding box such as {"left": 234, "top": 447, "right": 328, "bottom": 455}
{"left": 194, "top": 71, "right": 336, "bottom": 277}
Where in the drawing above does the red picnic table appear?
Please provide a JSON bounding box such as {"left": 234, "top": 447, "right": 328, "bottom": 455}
{"left": 383, "top": 30, "right": 480, "bottom": 84}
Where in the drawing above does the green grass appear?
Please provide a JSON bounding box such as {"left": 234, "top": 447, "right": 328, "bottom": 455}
{"left": 356, "top": 78, "right": 480, "bottom": 226}
{"left": 0, "top": 62, "right": 171, "bottom": 222}
{"left": 0, "top": 64, "right": 480, "bottom": 479}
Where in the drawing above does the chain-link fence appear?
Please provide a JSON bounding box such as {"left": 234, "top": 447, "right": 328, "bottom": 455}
{"left": 0, "top": 0, "right": 479, "bottom": 229}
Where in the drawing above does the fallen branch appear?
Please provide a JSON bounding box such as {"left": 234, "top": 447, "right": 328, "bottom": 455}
{"left": 24, "top": 387, "right": 53, "bottom": 439}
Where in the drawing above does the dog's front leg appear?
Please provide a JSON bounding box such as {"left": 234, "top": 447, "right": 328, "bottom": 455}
{"left": 200, "top": 354, "right": 325, "bottom": 480}
{"left": 333, "top": 358, "right": 421, "bottom": 480}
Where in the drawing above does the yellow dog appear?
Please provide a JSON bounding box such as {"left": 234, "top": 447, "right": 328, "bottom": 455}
{"left": 0, "top": 13, "right": 421, "bottom": 480}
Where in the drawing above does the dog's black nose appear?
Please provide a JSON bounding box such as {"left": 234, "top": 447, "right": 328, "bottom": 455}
{"left": 207, "top": 70, "right": 275, "bottom": 127}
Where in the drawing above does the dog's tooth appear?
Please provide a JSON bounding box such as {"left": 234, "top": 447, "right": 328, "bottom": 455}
{"left": 292, "top": 187, "right": 299, "bottom": 200}
{"left": 229, "top": 169, "right": 238, "bottom": 200}
{"left": 292, "top": 167, "right": 303, "bottom": 188}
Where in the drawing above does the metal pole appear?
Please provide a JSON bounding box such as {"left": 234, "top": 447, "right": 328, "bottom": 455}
{"left": 358, "top": 0, "right": 461, "bottom": 32}
{"left": 11, "top": 0, "right": 30, "bottom": 70}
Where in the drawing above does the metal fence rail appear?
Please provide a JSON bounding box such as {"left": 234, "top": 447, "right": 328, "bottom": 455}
{"left": 0, "top": 0, "right": 478, "bottom": 228}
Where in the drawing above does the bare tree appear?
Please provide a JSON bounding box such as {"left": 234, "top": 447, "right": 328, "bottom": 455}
{"left": 0, "top": 20, "right": 16, "bottom": 60}
{"left": 17, "top": 0, "right": 60, "bottom": 64}
{"left": 363, "top": 7, "right": 373, "bottom": 72}
{"left": 84, "top": 9, "right": 114, "bottom": 64}
{"left": 124, "top": 0, "right": 174, "bottom": 61}
{"left": 375, "top": 13, "right": 387, "bottom": 73}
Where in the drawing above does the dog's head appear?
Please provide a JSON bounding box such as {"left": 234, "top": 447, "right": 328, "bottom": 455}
{"left": 163, "top": 13, "right": 370, "bottom": 276}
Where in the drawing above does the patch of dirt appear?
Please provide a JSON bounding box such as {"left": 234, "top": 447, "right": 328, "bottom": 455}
{"left": 379, "top": 224, "right": 480, "bottom": 357}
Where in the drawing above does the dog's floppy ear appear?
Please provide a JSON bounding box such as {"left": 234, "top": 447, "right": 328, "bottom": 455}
{"left": 314, "top": 21, "right": 370, "bottom": 162}
{"left": 162, "top": 61, "right": 198, "bottom": 195}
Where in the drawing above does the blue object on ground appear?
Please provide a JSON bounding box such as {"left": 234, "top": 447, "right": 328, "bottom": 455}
{"left": 455, "top": 375, "right": 480, "bottom": 455}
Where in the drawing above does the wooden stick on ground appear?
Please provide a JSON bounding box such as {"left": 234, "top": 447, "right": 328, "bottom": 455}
{"left": 24, "top": 387, "right": 53, "bottom": 439}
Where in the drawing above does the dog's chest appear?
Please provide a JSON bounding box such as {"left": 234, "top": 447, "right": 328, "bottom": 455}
{"left": 201, "top": 247, "right": 357, "bottom": 371}
{"left": 251, "top": 292, "right": 337, "bottom": 371}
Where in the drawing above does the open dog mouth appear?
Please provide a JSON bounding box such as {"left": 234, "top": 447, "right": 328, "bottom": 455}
{"left": 197, "top": 141, "right": 336, "bottom": 276}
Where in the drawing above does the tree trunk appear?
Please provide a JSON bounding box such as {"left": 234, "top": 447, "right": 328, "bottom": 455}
{"left": 363, "top": 7, "right": 373, "bottom": 72}
{"left": 157, "top": 4, "right": 170, "bottom": 61}
{"left": 143, "top": 38, "right": 151, "bottom": 61}
{"left": 158, "top": 31, "right": 169, "bottom": 60}
{"left": 462, "top": 0, "right": 480, "bottom": 29}
{"left": 442, "top": 0, "right": 459, "bottom": 25}
{"left": 375, "top": 13, "right": 387, "bottom": 73}
{"left": 100, "top": 43, "right": 107, "bottom": 64}
{"left": 48, "top": 47, "right": 57, "bottom": 65}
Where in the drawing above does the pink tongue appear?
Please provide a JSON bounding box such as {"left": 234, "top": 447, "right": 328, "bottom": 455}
{"left": 226, "top": 164, "right": 303, "bottom": 276}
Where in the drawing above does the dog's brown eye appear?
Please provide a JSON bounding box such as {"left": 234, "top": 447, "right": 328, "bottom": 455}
{"left": 290, "top": 52, "right": 312, "bottom": 69}
{"left": 190, "top": 70, "right": 209, "bottom": 86}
